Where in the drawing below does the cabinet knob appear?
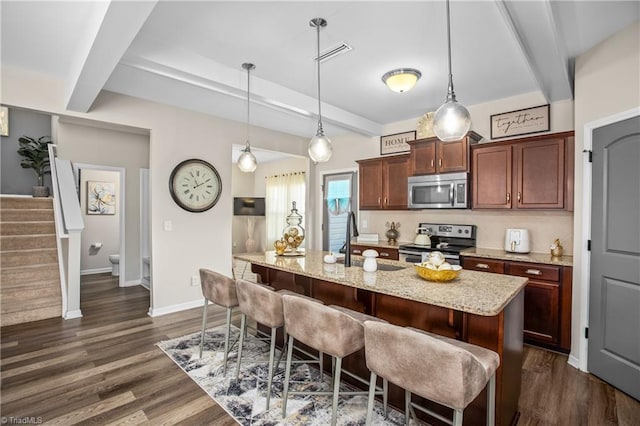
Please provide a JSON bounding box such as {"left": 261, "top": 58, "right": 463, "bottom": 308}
{"left": 431, "top": 159, "right": 434, "bottom": 168}
{"left": 517, "top": 192, "right": 522, "bottom": 202}
{"left": 353, "top": 249, "right": 362, "bottom": 254}
{"left": 380, "top": 252, "right": 390, "bottom": 257}
{"left": 384, "top": 197, "right": 388, "bottom": 206}
{"left": 476, "top": 263, "right": 490, "bottom": 269}
{"left": 439, "top": 158, "right": 443, "bottom": 168}
{"left": 378, "top": 197, "right": 381, "bottom": 205}
{"left": 525, "top": 269, "right": 542, "bottom": 275}
{"left": 506, "top": 193, "right": 511, "bottom": 203}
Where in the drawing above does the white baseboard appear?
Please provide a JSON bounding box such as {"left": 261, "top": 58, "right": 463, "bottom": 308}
{"left": 140, "top": 282, "right": 150, "bottom": 291}
{"left": 81, "top": 267, "right": 112, "bottom": 275}
{"left": 568, "top": 354, "right": 582, "bottom": 371}
{"left": 148, "top": 299, "right": 204, "bottom": 317}
{"left": 64, "top": 310, "right": 83, "bottom": 319}
{"left": 123, "top": 279, "right": 141, "bottom": 287}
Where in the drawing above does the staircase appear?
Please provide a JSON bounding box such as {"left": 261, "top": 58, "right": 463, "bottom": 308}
{"left": 1, "top": 197, "right": 62, "bottom": 326}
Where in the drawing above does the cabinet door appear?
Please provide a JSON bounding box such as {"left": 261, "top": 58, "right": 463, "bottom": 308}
{"left": 438, "top": 138, "right": 468, "bottom": 173}
{"left": 378, "top": 247, "right": 399, "bottom": 260}
{"left": 472, "top": 145, "right": 512, "bottom": 209}
{"left": 383, "top": 156, "right": 409, "bottom": 209}
{"left": 523, "top": 280, "right": 560, "bottom": 345}
{"left": 359, "top": 160, "right": 383, "bottom": 210}
{"left": 514, "top": 138, "right": 565, "bottom": 209}
{"left": 461, "top": 256, "right": 505, "bottom": 274}
{"left": 410, "top": 140, "right": 436, "bottom": 175}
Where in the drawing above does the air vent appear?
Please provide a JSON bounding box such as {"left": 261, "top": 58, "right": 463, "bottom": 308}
{"left": 314, "top": 42, "right": 352, "bottom": 63}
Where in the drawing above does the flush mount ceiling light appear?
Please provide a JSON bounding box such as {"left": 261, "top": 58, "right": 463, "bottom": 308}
{"left": 308, "top": 17, "right": 333, "bottom": 163}
{"left": 433, "top": 0, "right": 472, "bottom": 142}
{"left": 237, "top": 62, "right": 257, "bottom": 173}
{"left": 382, "top": 68, "right": 422, "bottom": 93}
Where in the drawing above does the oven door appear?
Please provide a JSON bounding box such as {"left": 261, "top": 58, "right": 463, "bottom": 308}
{"left": 399, "top": 250, "right": 424, "bottom": 263}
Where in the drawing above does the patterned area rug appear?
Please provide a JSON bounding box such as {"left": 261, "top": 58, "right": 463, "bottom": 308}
{"left": 157, "top": 325, "right": 408, "bottom": 425}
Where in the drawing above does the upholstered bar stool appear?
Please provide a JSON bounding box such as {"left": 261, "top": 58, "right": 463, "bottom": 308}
{"left": 281, "top": 295, "right": 387, "bottom": 426}
{"left": 198, "top": 268, "right": 239, "bottom": 374}
{"left": 363, "top": 321, "right": 500, "bottom": 426}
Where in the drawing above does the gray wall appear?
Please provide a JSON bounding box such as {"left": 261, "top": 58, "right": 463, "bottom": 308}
{"left": 1, "top": 107, "right": 52, "bottom": 195}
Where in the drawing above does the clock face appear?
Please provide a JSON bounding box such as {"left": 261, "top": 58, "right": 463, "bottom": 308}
{"left": 169, "top": 159, "right": 222, "bottom": 212}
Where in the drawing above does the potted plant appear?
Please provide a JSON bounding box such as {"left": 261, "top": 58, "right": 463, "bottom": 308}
{"left": 17, "top": 135, "right": 53, "bottom": 197}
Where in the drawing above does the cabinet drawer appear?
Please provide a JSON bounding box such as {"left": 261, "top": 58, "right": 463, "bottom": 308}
{"left": 508, "top": 262, "right": 560, "bottom": 282}
{"left": 462, "top": 257, "right": 505, "bottom": 273}
{"left": 377, "top": 248, "right": 399, "bottom": 261}
{"left": 350, "top": 245, "right": 365, "bottom": 255}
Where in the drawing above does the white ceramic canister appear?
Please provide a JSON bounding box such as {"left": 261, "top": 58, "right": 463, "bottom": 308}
{"left": 362, "top": 249, "right": 379, "bottom": 272}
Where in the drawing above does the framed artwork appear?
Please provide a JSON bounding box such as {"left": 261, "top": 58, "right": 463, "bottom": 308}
{"left": 87, "top": 181, "right": 116, "bottom": 215}
{"left": 380, "top": 130, "right": 416, "bottom": 155}
{"left": 0, "top": 106, "right": 8, "bottom": 137}
{"left": 490, "top": 104, "right": 550, "bottom": 139}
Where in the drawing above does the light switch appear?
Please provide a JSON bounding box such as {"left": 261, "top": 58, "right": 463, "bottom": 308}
{"left": 362, "top": 219, "right": 368, "bottom": 229}
{"left": 163, "top": 220, "right": 173, "bottom": 231}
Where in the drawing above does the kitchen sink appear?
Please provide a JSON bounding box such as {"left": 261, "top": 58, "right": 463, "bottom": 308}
{"left": 339, "top": 259, "right": 406, "bottom": 272}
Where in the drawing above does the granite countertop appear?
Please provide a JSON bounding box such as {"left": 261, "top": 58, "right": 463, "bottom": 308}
{"left": 349, "top": 239, "right": 411, "bottom": 250}
{"left": 234, "top": 250, "right": 528, "bottom": 317}
{"left": 460, "top": 247, "right": 573, "bottom": 267}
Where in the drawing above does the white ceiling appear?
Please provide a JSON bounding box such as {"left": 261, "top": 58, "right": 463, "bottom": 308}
{"left": 1, "top": 1, "right": 638, "bottom": 139}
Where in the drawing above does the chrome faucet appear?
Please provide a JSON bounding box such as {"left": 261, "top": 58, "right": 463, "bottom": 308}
{"left": 344, "top": 210, "right": 359, "bottom": 267}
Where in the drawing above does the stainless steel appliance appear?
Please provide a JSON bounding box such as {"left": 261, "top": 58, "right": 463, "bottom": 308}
{"left": 408, "top": 172, "right": 469, "bottom": 209}
{"left": 399, "top": 223, "right": 476, "bottom": 265}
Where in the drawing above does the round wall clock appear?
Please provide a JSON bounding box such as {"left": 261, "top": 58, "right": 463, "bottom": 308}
{"left": 417, "top": 112, "right": 436, "bottom": 138}
{"left": 169, "top": 159, "right": 222, "bottom": 212}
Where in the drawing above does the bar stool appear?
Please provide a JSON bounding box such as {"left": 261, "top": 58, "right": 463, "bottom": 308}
{"left": 281, "top": 295, "right": 387, "bottom": 426}
{"left": 198, "top": 268, "right": 239, "bottom": 374}
{"left": 363, "top": 321, "right": 500, "bottom": 426}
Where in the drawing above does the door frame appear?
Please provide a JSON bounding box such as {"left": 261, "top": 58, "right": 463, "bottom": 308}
{"left": 73, "top": 162, "right": 127, "bottom": 288}
{"left": 577, "top": 106, "right": 640, "bottom": 372}
{"left": 316, "top": 167, "right": 358, "bottom": 251}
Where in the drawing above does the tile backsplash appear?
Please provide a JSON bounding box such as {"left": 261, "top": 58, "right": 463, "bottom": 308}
{"left": 360, "top": 210, "right": 574, "bottom": 255}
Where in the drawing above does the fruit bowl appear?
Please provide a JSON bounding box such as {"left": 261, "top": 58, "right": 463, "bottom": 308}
{"left": 414, "top": 263, "right": 463, "bottom": 283}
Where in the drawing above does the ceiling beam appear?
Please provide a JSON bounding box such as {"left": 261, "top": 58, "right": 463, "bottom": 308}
{"left": 494, "top": 0, "right": 573, "bottom": 103}
{"left": 65, "top": 1, "right": 157, "bottom": 113}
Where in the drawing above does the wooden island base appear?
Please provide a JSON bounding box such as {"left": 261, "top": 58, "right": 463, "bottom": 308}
{"left": 252, "top": 264, "right": 524, "bottom": 426}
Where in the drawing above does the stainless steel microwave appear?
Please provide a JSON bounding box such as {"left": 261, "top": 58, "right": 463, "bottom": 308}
{"left": 408, "top": 172, "right": 469, "bottom": 209}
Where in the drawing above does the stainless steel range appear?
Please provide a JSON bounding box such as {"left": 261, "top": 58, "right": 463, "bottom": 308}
{"left": 399, "top": 223, "right": 476, "bottom": 265}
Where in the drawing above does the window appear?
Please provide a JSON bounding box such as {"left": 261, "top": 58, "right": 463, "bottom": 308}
{"left": 265, "top": 172, "right": 306, "bottom": 247}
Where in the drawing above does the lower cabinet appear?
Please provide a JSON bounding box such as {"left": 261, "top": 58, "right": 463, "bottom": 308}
{"left": 461, "top": 256, "right": 572, "bottom": 353}
{"left": 350, "top": 243, "right": 399, "bottom": 260}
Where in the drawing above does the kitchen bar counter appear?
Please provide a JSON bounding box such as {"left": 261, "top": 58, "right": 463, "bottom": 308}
{"left": 461, "top": 247, "right": 573, "bottom": 266}
{"left": 235, "top": 249, "right": 526, "bottom": 426}
{"left": 235, "top": 250, "right": 527, "bottom": 316}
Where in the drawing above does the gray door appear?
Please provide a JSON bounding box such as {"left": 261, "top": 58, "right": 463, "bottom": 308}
{"left": 322, "top": 172, "right": 357, "bottom": 252}
{"left": 588, "top": 115, "right": 640, "bottom": 400}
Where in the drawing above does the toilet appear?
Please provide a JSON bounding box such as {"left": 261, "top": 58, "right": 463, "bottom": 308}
{"left": 108, "top": 254, "right": 120, "bottom": 276}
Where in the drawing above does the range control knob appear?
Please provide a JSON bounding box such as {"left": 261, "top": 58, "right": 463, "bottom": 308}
{"left": 458, "top": 229, "right": 462, "bottom": 233}
{"left": 465, "top": 229, "right": 469, "bottom": 234}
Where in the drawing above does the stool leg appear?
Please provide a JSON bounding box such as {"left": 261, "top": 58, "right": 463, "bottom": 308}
{"left": 383, "top": 378, "right": 388, "bottom": 418}
{"left": 319, "top": 351, "right": 324, "bottom": 381}
{"left": 331, "top": 356, "right": 342, "bottom": 426}
{"left": 282, "top": 334, "right": 294, "bottom": 418}
{"left": 235, "top": 313, "right": 247, "bottom": 380}
{"left": 453, "top": 409, "right": 463, "bottom": 426}
{"left": 404, "top": 390, "right": 411, "bottom": 426}
{"left": 487, "top": 373, "right": 496, "bottom": 426}
{"left": 199, "top": 298, "right": 208, "bottom": 359}
{"left": 365, "top": 371, "right": 377, "bottom": 426}
{"left": 266, "top": 326, "right": 277, "bottom": 410}
{"left": 222, "top": 306, "right": 232, "bottom": 374}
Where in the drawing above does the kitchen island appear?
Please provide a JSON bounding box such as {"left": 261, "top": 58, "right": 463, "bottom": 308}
{"left": 234, "top": 250, "right": 527, "bottom": 426}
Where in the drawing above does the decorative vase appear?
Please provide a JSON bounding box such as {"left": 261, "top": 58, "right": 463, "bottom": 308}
{"left": 283, "top": 201, "right": 305, "bottom": 251}
{"left": 385, "top": 221, "right": 399, "bottom": 243}
{"left": 32, "top": 186, "right": 49, "bottom": 197}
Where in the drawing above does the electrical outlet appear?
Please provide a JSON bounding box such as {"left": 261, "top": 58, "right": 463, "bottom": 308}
{"left": 190, "top": 276, "right": 199, "bottom": 286}
{"left": 164, "top": 220, "right": 173, "bottom": 231}
{"left": 362, "top": 219, "right": 368, "bottom": 229}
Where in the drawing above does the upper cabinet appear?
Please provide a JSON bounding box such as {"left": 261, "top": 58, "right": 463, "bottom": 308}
{"left": 408, "top": 132, "right": 482, "bottom": 175}
{"left": 472, "top": 132, "right": 574, "bottom": 211}
{"left": 357, "top": 155, "right": 409, "bottom": 210}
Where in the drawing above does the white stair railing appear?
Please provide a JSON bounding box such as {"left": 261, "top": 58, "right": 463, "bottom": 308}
{"left": 48, "top": 144, "right": 84, "bottom": 319}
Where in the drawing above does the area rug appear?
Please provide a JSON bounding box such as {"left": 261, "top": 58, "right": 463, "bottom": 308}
{"left": 157, "top": 325, "right": 408, "bottom": 425}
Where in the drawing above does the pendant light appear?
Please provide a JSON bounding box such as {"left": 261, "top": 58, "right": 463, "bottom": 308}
{"left": 433, "top": 0, "right": 472, "bottom": 142}
{"left": 237, "top": 62, "right": 258, "bottom": 173}
{"left": 308, "top": 17, "right": 333, "bottom": 163}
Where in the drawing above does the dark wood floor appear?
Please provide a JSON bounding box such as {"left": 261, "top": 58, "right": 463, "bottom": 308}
{"left": 1, "top": 274, "right": 638, "bottom": 425}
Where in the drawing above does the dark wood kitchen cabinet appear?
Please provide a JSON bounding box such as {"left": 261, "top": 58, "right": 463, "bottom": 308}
{"left": 357, "top": 154, "right": 409, "bottom": 210}
{"left": 408, "top": 131, "right": 482, "bottom": 175}
{"left": 461, "top": 256, "right": 572, "bottom": 353}
{"left": 471, "top": 131, "right": 574, "bottom": 211}
{"left": 349, "top": 244, "right": 399, "bottom": 260}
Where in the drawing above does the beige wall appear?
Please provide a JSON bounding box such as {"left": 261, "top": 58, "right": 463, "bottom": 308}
{"left": 57, "top": 120, "right": 149, "bottom": 283}
{"left": 571, "top": 21, "right": 640, "bottom": 367}
{"left": 2, "top": 67, "right": 309, "bottom": 313}
{"left": 312, "top": 93, "right": 575, "bottom": 253}
{"left": 231, "top": 166, "right": 256, "bottom": 254}
{"left": 78, "top": 169, "right": 120, "bottom": 273}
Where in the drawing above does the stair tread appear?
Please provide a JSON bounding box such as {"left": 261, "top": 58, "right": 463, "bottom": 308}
{"left": 2, "top": 262, "right": 59, "bottom": 270}
{"left": 1, "top": 279, "right": 61, "bottom": 291}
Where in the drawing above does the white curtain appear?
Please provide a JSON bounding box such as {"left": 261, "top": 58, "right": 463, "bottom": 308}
{"left": 266, "top": 172, "right": 306, "bottom": 248}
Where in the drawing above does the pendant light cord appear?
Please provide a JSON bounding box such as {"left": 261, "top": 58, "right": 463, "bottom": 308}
{"left": 445, "top": 0, "right": 456, "bottom": 101}
{"left": 246, "top": 65, "right": 251, "bottom": 149}
{"left": 316, "top": 22, "right": 323, "bottom": 135}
